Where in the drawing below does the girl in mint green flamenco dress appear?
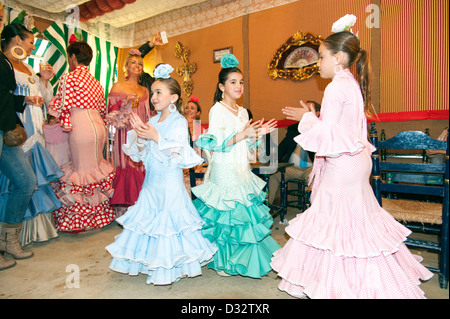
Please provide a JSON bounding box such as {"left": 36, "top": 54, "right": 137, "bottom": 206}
{"left": 191, "top": 54, "right": 280, "bottom": 278}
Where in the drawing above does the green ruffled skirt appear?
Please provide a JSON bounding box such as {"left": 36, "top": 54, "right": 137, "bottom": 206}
{"left": 192, "top": 172, "right": 281, "bottom": 278}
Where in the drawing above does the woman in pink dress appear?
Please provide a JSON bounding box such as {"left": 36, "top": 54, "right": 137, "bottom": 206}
{"left": 271, "top": 27, "right": 433, "bottom": 298}
{"left": 106, "top": 49, "right": 154, "bottom": 216}
{"left": 48, "top": 40, "right": 115, "bottom": 232}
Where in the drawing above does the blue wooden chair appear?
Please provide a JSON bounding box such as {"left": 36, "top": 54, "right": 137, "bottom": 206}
{"left": 370, "top": 124, "right": 449, "bottom": 289}
{"left": 286, "top": 178, "right": 307, "bottom": 211}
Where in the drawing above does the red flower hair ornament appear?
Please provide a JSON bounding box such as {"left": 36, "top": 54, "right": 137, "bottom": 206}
{"left": 69, "top": 31, "right": 85, "bottom": 45}
{"left": 189, "top": 96, "right": 200, "bottom": 103}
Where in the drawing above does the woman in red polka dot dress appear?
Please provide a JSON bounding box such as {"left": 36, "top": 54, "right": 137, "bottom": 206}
{"left": 48, "top": 40, "right": 116, "bottom": 233}
{"left": 271, "top": 19, "right": 433, "bottom": 298}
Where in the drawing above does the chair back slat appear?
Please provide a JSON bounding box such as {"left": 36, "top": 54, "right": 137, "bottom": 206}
{"left": 382, "top": 183, "right": 444, "bottom": 196}
{"left": 385, "top": 171, "right": 444, "bottom": 185}
{"left": 378, "top": 131, "right": 447, "bottom": 150}
{"left": 380, "top": 162, "right": 446, "bottom": 174}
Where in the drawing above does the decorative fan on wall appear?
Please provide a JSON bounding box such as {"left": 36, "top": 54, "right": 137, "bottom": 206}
{"left": 268, "top": 31, "right": 324, "bottom": 81}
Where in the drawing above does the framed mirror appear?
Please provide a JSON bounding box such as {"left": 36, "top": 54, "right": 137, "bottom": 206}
{"left": 268, "top": 31, "right": 324, "bottom": 81}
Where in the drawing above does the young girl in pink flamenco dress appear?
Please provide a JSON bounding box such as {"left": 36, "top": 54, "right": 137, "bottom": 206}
{"left": 271, "top": 15, "right": 433, "bottom": 299}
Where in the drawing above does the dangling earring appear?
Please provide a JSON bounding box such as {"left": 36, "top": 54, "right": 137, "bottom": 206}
{"left": 221, "top": 91, "right": 224, "bottom": 100}
{"left": 334, "top": 63, "right": 343, "bottom": 74}
{"left": 11, "top": 46, "right": 27, "bottom": 60}
{"left": 169, "top": 101, "right": 177, "bottom": 113}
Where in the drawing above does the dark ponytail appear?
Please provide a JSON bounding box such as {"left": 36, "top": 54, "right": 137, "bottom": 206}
{"left": 356, "top": 49, "right": 372, "bottom": 116}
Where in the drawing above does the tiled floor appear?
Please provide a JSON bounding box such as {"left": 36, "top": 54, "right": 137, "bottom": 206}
{"left": 0, "top": 207, "right": 447, "bottom": 300}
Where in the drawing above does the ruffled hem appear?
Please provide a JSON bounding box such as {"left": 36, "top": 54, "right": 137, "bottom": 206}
{"left": 53, "top": 200, "right": 116, "bottom": 233}
{"left": 20, "top": 213, "right": 59, "bottom": 246}
{"left": 23, "top": 184, "right": 62, "bottom": 219}
{"left": 193, "top": 199, "right": 281, "bottom": 278}
{"left": 296, "top": 112, "right": 376, "bottom": 158}
{"left": 106, "top": 196, "right": 217, "bottom": 285}
{"left": 271, "top": 240, "right": 433, "bottom": 299}
{"left": 0, "top": 142, "right": 63, "bottom": 226}
{"left": 284, "top": 196, "right": 413, "bottom": 258}
{"left": 191, "top": 173, "right": 267, "bottom": 211}
{"left": 106, "top": 228, "right": 217, "bottom": 285}
{"left": 110, "top": 166, "right": 145, "bottom": 206}
{"left": 55, "top": 160, "right": 115, "bottom": 207}
{"left": 115, "top": 203, "right": 206, "bottom": 238}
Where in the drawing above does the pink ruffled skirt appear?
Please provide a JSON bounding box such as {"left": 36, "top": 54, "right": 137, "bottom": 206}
{"left": 53, "top": 108, "right": 116, "bottom": 232}
{"left": 271, "top": 148, "right": 433, "bottom": 298}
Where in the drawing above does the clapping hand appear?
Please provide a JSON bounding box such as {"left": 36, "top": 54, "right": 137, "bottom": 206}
{"left": 256, "top": 118, "right": 277, "bottom": 138}
{"left": 282, "top": 100, "right": 315, "bottom": 121}
{"left": 242, "top": 119, "right": 261, "bottom": 139}
{"left": 242, "top": 118, "right": 277, "bottom": 139}
{"left": 129, "top": 112, "right": 158, "bottom": 142}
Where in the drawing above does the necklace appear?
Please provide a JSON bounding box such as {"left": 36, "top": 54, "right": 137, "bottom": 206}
{"left": 219, "top": 100, "right": 238, "bottom": 112}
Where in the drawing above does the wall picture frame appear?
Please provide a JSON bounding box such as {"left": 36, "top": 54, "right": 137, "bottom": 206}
{"left": 268, "top": 32, "right": 324, "bottom": 81}
{"left": 213, "top": 47, "right": 233, "bottom": 63}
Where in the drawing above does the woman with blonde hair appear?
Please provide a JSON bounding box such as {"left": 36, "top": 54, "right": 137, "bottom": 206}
{"left": 106, "top": 49, "right": 155, "bottom": 217}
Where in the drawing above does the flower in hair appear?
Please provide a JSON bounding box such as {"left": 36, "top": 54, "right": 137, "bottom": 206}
{"left": 69, "top": 31, "right": 84, "bottom": 45}
{"left": 189, "top": 96, "right": 200, "bottom": 103}
{"left": 331, "top": 14, "right": 357, "bottom": 33}
{"left": 220, "top": 53, "right": 239, "bottom": 69}
{"left": 129, "top": 49, "right": 142, "bottom": 56}
{"left": 154, "top": 64, "right": 174, "bottom": 79}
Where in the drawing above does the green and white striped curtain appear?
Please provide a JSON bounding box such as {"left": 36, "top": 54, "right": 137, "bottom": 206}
{"left": 4, "top": 7, "right": 118, "bottom": 99}
{"left": 40, "top": 22, "right": 118, "bottom": 99}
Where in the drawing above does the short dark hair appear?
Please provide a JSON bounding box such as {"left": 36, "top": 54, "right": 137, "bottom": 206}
{"left": 306, "top": 100, "right": 321, "bottom": 113}
{"left": 67, "top": 41, "right": 93, "bottom": 66}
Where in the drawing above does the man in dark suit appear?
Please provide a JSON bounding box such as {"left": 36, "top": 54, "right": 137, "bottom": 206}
{"left": 268, "top": 101, "right": 320, "bottom": 204}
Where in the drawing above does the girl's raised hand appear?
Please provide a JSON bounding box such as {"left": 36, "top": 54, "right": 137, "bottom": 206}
{"left": 257, "top": 118, "right": 277, "bottom": 137}
{"left": 129, "top": 112, "right": 145, "bottom": 129}
{"left": 242, "top": 119, "right": 260, "bottom": 139}
{"left": 282, "top": 100, "right": 313, "bottom": 121}
{"left": 130, "top": 113, "right": 158, "bottom": 142}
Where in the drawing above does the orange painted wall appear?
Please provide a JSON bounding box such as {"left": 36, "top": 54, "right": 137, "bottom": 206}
{"left": 116, "top": 0, "right": 448, "bottom": 135}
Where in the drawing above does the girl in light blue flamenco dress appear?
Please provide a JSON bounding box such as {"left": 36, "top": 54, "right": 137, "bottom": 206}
{"left": 191, "top": 54, "right": 280, "bottom": 278}
{"left": 106, "top": 64, "right": 217, "bottom": 285}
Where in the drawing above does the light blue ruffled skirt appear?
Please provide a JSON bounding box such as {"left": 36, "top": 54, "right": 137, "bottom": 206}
{"left": 0, "top": 142, "right": 62, "bottom": 244}
{"left": 106, "top": 168, "right": 217, "bottom": 285}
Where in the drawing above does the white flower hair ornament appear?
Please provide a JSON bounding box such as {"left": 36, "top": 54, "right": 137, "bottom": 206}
{"left": 154, "top": 64, "right": 174, "bottom": 79}
{"left": 331, "top": 14, "right": 357, "bottom": 34}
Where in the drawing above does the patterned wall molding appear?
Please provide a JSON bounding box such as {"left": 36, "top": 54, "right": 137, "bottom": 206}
{"left": 4, "top": 0, "right": 301, "bottom": 47}
{"left": 132, "top": 0, "right": 300, "bottom": 46}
